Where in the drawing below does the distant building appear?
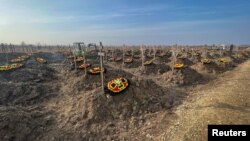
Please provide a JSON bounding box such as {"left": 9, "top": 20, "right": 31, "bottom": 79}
{"left": 220, "top": 44, "right": 226, "bottom": 50}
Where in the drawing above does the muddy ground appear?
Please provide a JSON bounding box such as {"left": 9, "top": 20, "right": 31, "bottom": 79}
{"left": 0, "top": 50, "right": 249, "bottom": 141}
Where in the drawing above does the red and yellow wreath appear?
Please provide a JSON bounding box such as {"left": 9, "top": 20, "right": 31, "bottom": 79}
{"left": 88, "top": 67, "right": 105, "bottom": 74}
{"left": 78, "top": 63, "right": 91, "bottom": 69}
{"left": 106, "top": 77, "right": 129, "bottom": 94}
{"left": 174, "top": 63, "right": 184, "bottom": 69}
{"left": 0, "top": 63, "right": 23, "bottom": 71}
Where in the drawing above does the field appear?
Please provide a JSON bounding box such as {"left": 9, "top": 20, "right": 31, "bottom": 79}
{"left": 0, "top": 45, "right": 250, "bottom": 141}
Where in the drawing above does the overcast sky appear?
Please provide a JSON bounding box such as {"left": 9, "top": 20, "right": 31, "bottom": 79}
{"left": 0, "top": 0, "right": 250, "bottom": 45}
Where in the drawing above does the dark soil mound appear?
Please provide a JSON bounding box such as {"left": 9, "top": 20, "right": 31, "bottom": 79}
{"left": 164, "top": 67, "right": 204, "bottom": 86}
{"left": 0, "top": 82, "right": 59, "bottom": 106}
{"left": 188, "top": 55, "right": 201, "bottom": 64}
{"left": 140, "top": 63, "right": 171, "bottom": 75}
{"left": 0, "top": 56, "right": 59, "bottom": 107}
{"left": 55, "top": 71, "right": 187, "bottom": 140}
{"left": 0, "top": 53, "right": 25, "bottom": 63}
{"left": 0, "top": 64, "right": 57, "bottom": 83}
{"left": 194, "top": 62, "right": 221, "bottom": 74}
{"left": 0, "top": 50, "right": 248, "bottom": 141}
{"left": 177, "top": 58, "right": 194, "bottom": 66}
{"left": 34, "top": 52, "right": 65, "bottom": 63}
{"left": 124, "top": 60, "right": 141, "bottom": 68}
{"left": 0, "top": 106, "right": 55, "bottom": 141}
{"left": 63, "top": 66, "right": 134, "bottom": 93}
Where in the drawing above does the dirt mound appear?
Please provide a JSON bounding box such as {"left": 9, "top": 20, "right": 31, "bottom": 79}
{"left": 191, "top": 59, "right": 239, "bottom": 75}
{"left": 192, "top": 62, "right": 221, "bottom": 74}
{"left": 157, "top": 60, "right": 250, "bottom": 141}
{"left": 0, "top": 53, "right": 25, "bottom": 64}
{"left": 189, "top": 55, "right": 202, "bottom": 64}
{"left": 163, "top": 67, "right": 204, "bottom": 86}
{"left": 0, "top": 64, "right": 57, "bottom": 83}
{"left": 205, "top": 53, "right": 216, "bottom": 59}
{"left": 154, "top": 55, "right": 171, "bottom": 63}
{"left": 0, "top": 53, "right": 62, "bottom": 141}
{"left": 0, "top": 51, "right": 248, "bottom": 141}
{"left": 0, "top": 82, "right": 59, "bottom": 106}
{"left": 55, "top": 70, "right": 187, "bottom": 140}
{"left": 215, "top": 61, "right": 236, "bottom": 73}
{"left": 34, "top": 52, "right": 65, "bottom": 63}
{"left": 0, "top": 106, "right": 55, "bottom": 141}
{"left": 61, "top": 66, "right": 134, "bottom": 93}
{"left": 0, "top": 58, "right": 59, "bottom": 107}
{"left": 154, "top": 57, "right": 171, "bottom": 64}
{"left": 140, "top": 63, "right": 171, "bottom": 75}
{"left": 0, "top": 52, "right": 65, "bottom": 65}
{"left": 0, "top": 52, "right": 62, "bottom": 84}
{"left": 231, "top": 54, "right": 249, "bottom": 64}
{"left": 124, "top": 60, "right": 141, "bottom": 68}
{"left": 177, "top": 58, "right": 194, "bottom": 66}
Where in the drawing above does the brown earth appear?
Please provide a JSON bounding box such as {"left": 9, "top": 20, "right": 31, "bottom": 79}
{"left": 0, "top": 52, "right": 249, "bottom": 141}
{"left": 157, "top": 60, "right": 250, "bottom": 141}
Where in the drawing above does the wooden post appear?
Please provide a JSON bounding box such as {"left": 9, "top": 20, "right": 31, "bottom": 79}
{"left": 105, "top": 49, "right": 108, "bottom": 63}
{"left": 73, "top": 45, "right": 77, "bottom": 70}
{"left": 112, "top": 48, "right": 114, "bottom": 59}
{"left": 202, "top": 48, "right": 206, "bottom": 58}
{"left": 0, "top": 44, "right": 3, "bottom": 53}
{"left": 83, "top": 45, "right": 87, "bottom": 76}
{"left": 122, "top": 45, "right": 125, "bottom": 69}
{"left": 229, "top": 44, "right": 234, "bottom": 56}
{"left": 25, "top": 44, "right": 28, "bottom": 53}
{"left": 31, "top": 45, "right": 34, "bottom": 54}
{"left": 171, "top": 49, "right": 176, "bottom": 75}
{"left": 5, "top": 44, "right": 9, "bottom": 64}
{"left": 219, "top": 45, "right": 223, "bottom": 57}
{"left": 141, "top": 45, "right": 144, "bottom": 68}
{"left": 11, "top": 44, "right": 14, "bottom": 53}
{"left": 68, "top": 45, "right": 71, "bottom": 54}
{"left": 205, "top": 48, "right": 207, "bottom": 58}
{"left": 191, "top": 48, "right": 194, "bottom": 59}
{"left": 99, "top": 42, "right": 105, "bottom": 95}
{"left": 153, "top": 46, "right": 156, "bottom": 60}
{"left": 22, "top": 44, "right": 25, "bottom": 53}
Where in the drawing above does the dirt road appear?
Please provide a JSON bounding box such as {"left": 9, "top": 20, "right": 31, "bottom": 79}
{"left": 158, "top": 60, "right": 250, "bottom": 141}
